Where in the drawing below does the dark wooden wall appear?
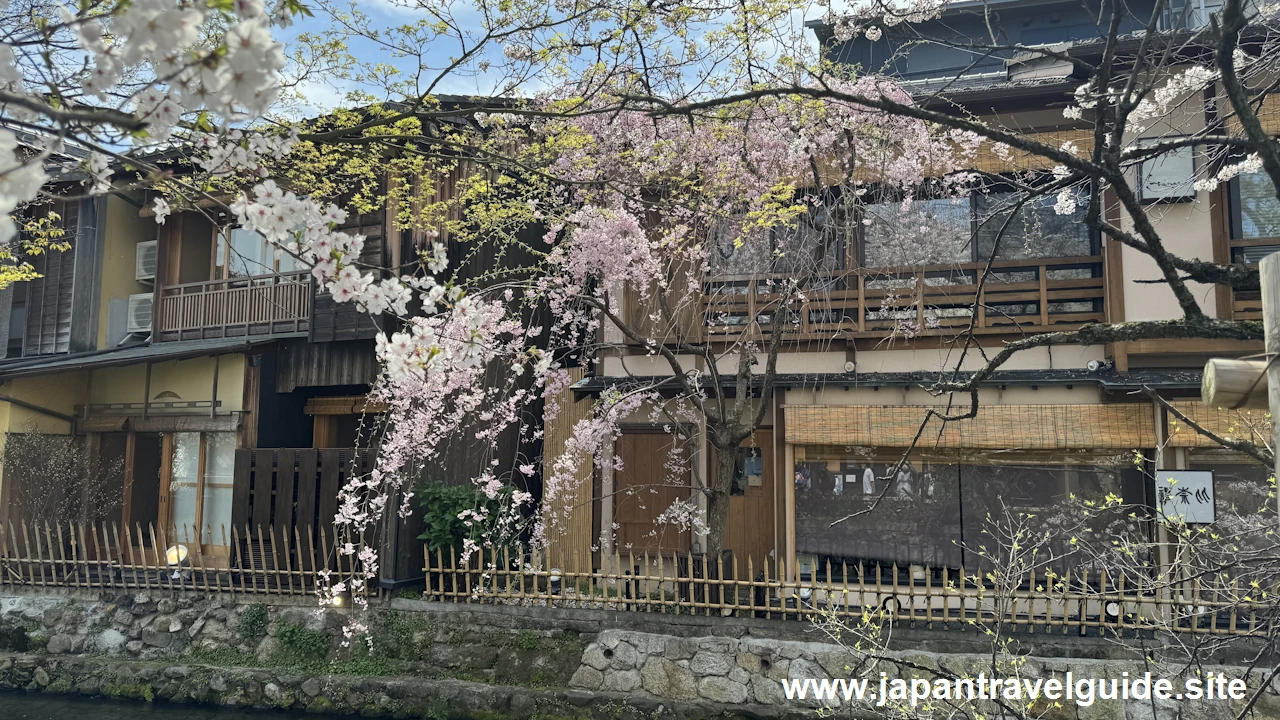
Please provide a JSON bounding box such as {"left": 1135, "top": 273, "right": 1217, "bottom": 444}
{"left": 22, "top": 200, "right": 80, "bottom": 356}
{"left": 275, "top": 338, "right": 379, "bottom": 393}
{"left": 310, "top": 211, "right": 384, "bottom": 343}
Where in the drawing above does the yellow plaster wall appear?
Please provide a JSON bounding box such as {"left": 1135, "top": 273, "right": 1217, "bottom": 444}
{"left": 0, "top": 371, "right": 88, "bottom": 432}
{"left": 89, "top": 354, "right": 245, "bottom": 411}
{"left": 0, "top": 371, "right": 89, "bottom": 516}
{"left": 97, "top": 193, "right": 156, "bottom": 350}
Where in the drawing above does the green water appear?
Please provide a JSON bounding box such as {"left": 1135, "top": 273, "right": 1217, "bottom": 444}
{"left": 0, "top": 692, "right": 312, "bottom": 718}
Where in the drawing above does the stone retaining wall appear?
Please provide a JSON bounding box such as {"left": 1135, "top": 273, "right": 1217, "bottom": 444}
{"left": 2, "top": 589, "right": 1278, "bottom": 719}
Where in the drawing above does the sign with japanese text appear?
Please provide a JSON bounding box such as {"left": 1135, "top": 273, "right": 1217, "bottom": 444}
{"left": 1155, "top": 471, "right": 1215, "bottom": 524}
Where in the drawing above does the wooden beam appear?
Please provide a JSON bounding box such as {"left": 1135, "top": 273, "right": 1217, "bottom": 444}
{"left": 1202, "top": 358, "right": 1270, "bottom": 409}
{"left": 1210, "top": 186, "right": 1235, "bottom": 319}
{"left": 142, "top": 362, "right": 151, "bottom": 420}
{"left": 210, "top": 355, "right": 219, "bottom": 419}
{"left": 1126, "top": 338, "right": 1263, "bottom": 356}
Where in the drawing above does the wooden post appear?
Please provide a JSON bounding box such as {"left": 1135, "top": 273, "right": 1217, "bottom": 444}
{"left": 1202, "top": 358, "right": 1270, "bottom": 408}
{"left": 1263, "top": 254, "right": 1280, "bottom": 522}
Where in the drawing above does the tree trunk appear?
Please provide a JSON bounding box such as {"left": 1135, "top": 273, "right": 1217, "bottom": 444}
{"left": 704, "top": 441, "right": 737, "bottom": 558}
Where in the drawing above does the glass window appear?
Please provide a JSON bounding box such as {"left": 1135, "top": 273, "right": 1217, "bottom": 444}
{"left": 165, "top": 432, "right": 237, "bottom": 545}
{"left": 216, "top": 227, "right": 299, "bottom": 278}
{"left": 862, "top": 197, "right": 972, "bottom": 267}
{"left": 794, "top": 459, "right": 963, "bottom": 568}
{"left": 202, "top": 433, "right": 236, "bottom": 544}
{"left": 773, "top": 207, "right": 847, "bottom": 275}
{"left": 1235, "top": 172, "right": 1280, "bottom": 240}
{"left": 169, "top": 432, "right": 201, "bottom": 542}
{"left": 707, "top": 204, "right": 848, "bottom": 276}
{"left": 975, "top": 189, "right": 1094, "bottom": 260}
{"left": 227, "top": 228, "right": 272, "bottom": 277}
{"left": 708, "top": 216, "right": 774, "bottom": 276}
{"left": 729, "top": 446, "right": 764, "bottom": 496}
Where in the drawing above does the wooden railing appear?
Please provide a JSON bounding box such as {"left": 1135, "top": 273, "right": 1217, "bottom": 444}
{"left": 702, "top": 255, "right": 1105, "bottom": 341}
{"left": 156, "top": 270, "right": 311, "bottom": 342}
{"left": 425, "top": 546, "right": 1271, "bottom": 637}
{"left": 0, "top": 520, "right": 366, "bottom": 597}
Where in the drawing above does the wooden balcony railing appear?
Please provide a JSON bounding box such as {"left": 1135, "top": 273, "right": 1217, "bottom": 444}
{"left": 702, "top": 255, "right": 1105, "bottom": 341}
{"left": 156, "top": 270, "right": 311, "bottom": 342}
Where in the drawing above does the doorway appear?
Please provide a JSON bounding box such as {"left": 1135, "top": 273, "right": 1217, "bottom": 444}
{"left": 123, "top": 432, "right": 163, "bottom": 542}
{"left": 722, "top": 429, "right": 777, "bottom": 572}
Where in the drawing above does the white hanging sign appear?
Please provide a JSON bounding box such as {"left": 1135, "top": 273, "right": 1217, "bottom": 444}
{"left": 1155, "top": 470, "right": 1215, "bottom": 524}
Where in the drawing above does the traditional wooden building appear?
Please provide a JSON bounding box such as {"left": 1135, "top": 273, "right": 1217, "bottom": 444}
{"left": 542, "top": 0, "right": 1273, "bottom": 585}
{"left": 0, "top": 157, "right": 537, "bottom": 589}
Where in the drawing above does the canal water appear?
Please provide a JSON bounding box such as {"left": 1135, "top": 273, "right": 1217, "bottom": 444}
{"left": 1, "top": 692, "right": 313, "bottom": 718}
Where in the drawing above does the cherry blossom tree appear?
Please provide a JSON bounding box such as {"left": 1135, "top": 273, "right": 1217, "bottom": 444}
{"left": 14, "top": 0, "right": 1280, "bottom": 681}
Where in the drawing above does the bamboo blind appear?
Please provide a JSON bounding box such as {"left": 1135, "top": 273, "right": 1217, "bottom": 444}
{"left": 302, "top": 395, "right": 389, "bottom": 415}
{"left": 541, "top": 368, "right": 594, "bottom": 575}
{"left": 1226, "top": 92, "right": 1280, "bottom": 136}
{"left": 1165, "top": 401, "right": 1271, "bottom": 448}
{"left": 968, "top": 129, "right": 1095, "bottom": 175}
{"left": 816, "top": 128, "right": 1096, "bottom": 186}
{"left": 784, "top": 403, "right": 1158, "bottom": 449}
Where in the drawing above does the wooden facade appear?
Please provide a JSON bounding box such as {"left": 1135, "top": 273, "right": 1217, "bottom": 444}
{"left": 231, "top": 448, "right": 374, "bottom": 536}
{"left": 310, "top": 211, "right": 385, "bottom": 343}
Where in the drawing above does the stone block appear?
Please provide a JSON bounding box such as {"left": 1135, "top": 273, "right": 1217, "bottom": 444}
{"left": 46, "top": 634, "right": 73, "bottom": 654}
{"left": 698, "top": 675, "right": 748, "bottom": 704}
{"left": 607, "top": 640, "right": 640, "bottom": 669}
{"left": 601, "top": 669, "right": 642, "bottom": 693}
{"left": 301, "top": 677, "right": 321, "bottom": 697}
{"left": 736, "top": 652, "right": 763, "bottom": 673}
{"left": 141, "top": 628, "right": 171, "bottom": 648}
{"left": 581, "top": 644, "right": 610, "bottom": 671}
{"left": 664, "top": 637, "right": 698, "bottom": 660}
{"left": 697, "top": 637, "right": 737, "bottom": 654}
{"left": 640, "top": 656, "right": 698, "bottom": 700}
{"left": 751, "top": 674, "right": 787, "bottom": 705}
{"left": 689, "top": 650, "right": 732, "bottom": 677}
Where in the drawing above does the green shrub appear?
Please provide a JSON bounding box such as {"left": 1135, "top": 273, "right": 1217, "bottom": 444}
{"left": 278, "top": 624, "right": 330, "bottom": 661}
{"left": 240, "top": 604, "right": 268, "bottom": 638}
{"left": 415, "top": 480, "right": 515, "bottom": 552}
{"left": 513, "top": 629, "right": 541, "bottom": 651}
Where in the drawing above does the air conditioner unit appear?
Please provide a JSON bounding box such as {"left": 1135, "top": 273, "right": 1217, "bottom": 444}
{"left": 127, "top": 293, "right": 153, "bottom": 334}
{"left": 135, "top": 240, "right": 158, "bottom": 281}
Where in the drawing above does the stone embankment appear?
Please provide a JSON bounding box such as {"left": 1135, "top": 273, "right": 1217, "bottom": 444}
{"left": 2, "top": 589, "right": 1277, "bottom": 719}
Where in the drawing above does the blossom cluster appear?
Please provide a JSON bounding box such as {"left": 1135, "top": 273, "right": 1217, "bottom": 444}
{"left": 76, "top": 0, "right": 289, "bottom": 131}
{"left": 229, "top": 180, "right": 413, "bottom": 316}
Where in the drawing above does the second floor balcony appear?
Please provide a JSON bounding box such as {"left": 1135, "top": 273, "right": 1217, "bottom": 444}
{"left": 156, "top": 270, "right": 311, "bottom": 342}
{"left": 702, "top": 254, "right": 1106, "bottom": 341}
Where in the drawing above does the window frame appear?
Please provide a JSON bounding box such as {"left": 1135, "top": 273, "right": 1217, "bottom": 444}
{"left": 1226, "top": 174, "right": 1280, "bottom": 265}
{"left": 856, "top": 177, "right": 1100, "bottom": 269}
{"left": 210, "top": 225, "right": 301, "bottom": 281}
{"left": 1136, "top": 138, "right": 1198, "bottom": 204}
{"left": 161, "top": 430, "right": 237, "bottom": 548}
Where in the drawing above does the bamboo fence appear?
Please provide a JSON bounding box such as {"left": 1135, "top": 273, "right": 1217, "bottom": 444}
{"left": 4, "top": 519, "right": 1269, "bottom": 638}
{"left": 424, "top": 545, "right": 1274, "bottom": 638}
{"left": 0, "top": 520, "right": 366, "bottom": 597}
